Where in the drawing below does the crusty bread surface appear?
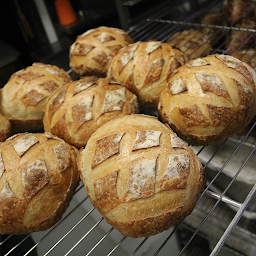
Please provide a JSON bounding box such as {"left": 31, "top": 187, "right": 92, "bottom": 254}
{"left": 78, "top": 114, "right": 205, "bottom": 238}
{"left": 158, "top": 54, "right": 256, "bottom": 145}
{"left": 225, "top": 17, "right": 256, "bottom": 54}
{"left": 0, "top": 63, "right": 72, "bottom": 133}
{"left": 0, "top": 132, "right": 79, "bottom": 234}
{"left": 107, "top": 40, "right": 187, "bottom": 107}
{"left": 69, "top": 26, "right": 133, "bottom": 78}
{"left": 43, "top": 77, "right": 139, "bottom": 148}
{"left": 199, "top": 11, "right": 226, "bottom": 45}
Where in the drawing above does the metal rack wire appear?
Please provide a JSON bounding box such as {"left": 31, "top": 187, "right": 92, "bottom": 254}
{"left": 2, "top": 0, "right": 256, "bottom": 255}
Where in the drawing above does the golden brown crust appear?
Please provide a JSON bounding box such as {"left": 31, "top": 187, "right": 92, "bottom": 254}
{"left": 69, "top": 26, "right": 133, "bottom": 78}
{"left": 107, "top": 41, "right": 187, "bottom": 107}
{"left": 43, "top": 77, "right": 139, "bottom": 148}
{"left": 166, "top": 29, "right": 213, "bottom": 60}
{"left": 158, "top": 54, "right": 256, "bottom": 145}
{"left": 78, "top": 114, "right": 205, "bottom": 238}
{"left": 200, "top": 11, "right": 225, "bottom": 26}
{"left": 0, "top": 132, "right": 79, "bottom": 234}
{"left": 199, "top": 11, "right": 226, "bottom": 45}
{"left": 105, "top": 205, "right": 184, "bottom": 238}
{"left": 0, "top": 63, "right": 72, "bottom": 133}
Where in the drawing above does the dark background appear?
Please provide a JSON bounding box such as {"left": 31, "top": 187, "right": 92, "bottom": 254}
{"left": 0, "top": 0, "right": 165, "bottom": 87}
{"left": 0, "top": 0, "right": 120, "bottom": 86}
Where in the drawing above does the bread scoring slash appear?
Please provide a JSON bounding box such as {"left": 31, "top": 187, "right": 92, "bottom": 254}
{"left": 0, "top": 132, "right": 79, "bottom": 235}
{"left": 158, "top": 54, "right": 256, "bottom": 145}
{"left": 43, "top": 77, "right": 139, "bottom": 148}
{"left": 69, "top": 26, "right": 133, "bottom": 78}
{"left": 78, "top": 114, "right": 205, "bottom": 238}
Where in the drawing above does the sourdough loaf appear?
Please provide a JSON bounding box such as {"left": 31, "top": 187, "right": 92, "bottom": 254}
{"left": 69, "top": 26, "right": 133, "bottom": 78}
{"left": 78, "top": 114, "right": 205, "bottom": 238}
{"left": 43, "top": 77, "right": 139, "bottom": 148}
{"left": 0, "top": 63, "right": 72, "bottom": 133}
{"left": 107, "top": 40, "right": 187, "bottom": 107}
{"left": 158, "top": 54, "right": 256, "bottom": 145}
{"left": 0, "top": 132, "right": 79, "bottom": 234}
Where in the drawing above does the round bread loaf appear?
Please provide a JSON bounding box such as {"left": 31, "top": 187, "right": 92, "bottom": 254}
{"left": 78, "top": 114, "right": 205, "bottom": 238}
{"left": 43, "top": 77, "right": 139, "bottom": 148}
{"left": 0, "top": 114, "right": 12, "bottom": 142}
{"left": 0, "top": 132, "right": 79, "bottom": 234}
{"left": 166, "top": 29, "right": 213, "bottom": 60}
{"left": 158, "top": 54, "right": 256, "bottom": 145}
{"left": 107, "top": 40, "right": 187, "bottom": 107}
{"left": 69, "top": 26, "right": 133, "bottom": 78}
{"left": 0, "top": 63, "right": 72, "bottom": 133}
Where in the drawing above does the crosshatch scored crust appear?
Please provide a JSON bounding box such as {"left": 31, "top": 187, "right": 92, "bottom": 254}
{"left": 43, "top": 77, "right": 139, "bottom": 149}
{"left": 0, "top": 132, "right": 79, "bottom": 234}
{"left": 106, "top": 40, "right": 187, "bottom": 107}
{"left": 166, "top": 29, "right": 213, "bottom": 60}
{"left": 69, "top": 26, "right": 133, "bottom": 78}
{"left": 78, "top": 114, "right": 205, "bottom": 238}
{"left": 158, "top": 54, "right": 256, "bottom": 146}
{"left": 0, "top": 62, "right": 72, "bottom": 133}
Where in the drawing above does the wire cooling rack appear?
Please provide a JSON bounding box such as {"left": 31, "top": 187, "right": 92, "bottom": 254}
{"left": 2, "top": 0, "right": 256, "bottom": 255}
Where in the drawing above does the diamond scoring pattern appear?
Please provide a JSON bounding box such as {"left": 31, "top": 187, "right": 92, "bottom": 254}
{"left": 92, "top": 130, "right": 190, "bottom": 208}
{"left": 0, "top": 134, "right": 72, "bottom": 201}
{"left": 171, "top": 55, "right": 255, "bottom": 128}
{"left": 70, "top": 27, "right": 133, "bottom": 77}
{"left": 46, "top": 78, "right": 138, "bottom": 141}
